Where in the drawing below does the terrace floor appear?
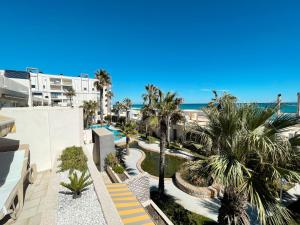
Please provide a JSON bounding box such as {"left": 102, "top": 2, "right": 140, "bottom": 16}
{"left": 8, "top": 170, "right": 55, "bottom": 225}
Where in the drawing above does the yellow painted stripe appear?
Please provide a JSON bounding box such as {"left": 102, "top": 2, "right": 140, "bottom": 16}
{"left": 122, "top": 214, "right": 150, "bottom": 224}
{"left": 118, "top": 208, "right": 145, "bottom": 215}
{"left": 107, "top": 185, "right": 128, "bottom": 189}
{"left": 142, "top": 223, "right": 155, "bottom": 225}
{"left": 110, "top": 192, "right": 133, "bottom": 197}
{"left": 115, "top": 202, "right": 140, "bottom": 208}
{"left": 108, "top": 188, "right": 129, "bottom": 192}
{"left": 112, "top": 196, "right": 137, "bottom": 201}
{"left": 106, "top": 183, "right": 127, "bottom": 187}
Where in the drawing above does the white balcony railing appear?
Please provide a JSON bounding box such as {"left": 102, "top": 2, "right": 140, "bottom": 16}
{"left": 0, "top": 75, "right": 29, "bottom": 96}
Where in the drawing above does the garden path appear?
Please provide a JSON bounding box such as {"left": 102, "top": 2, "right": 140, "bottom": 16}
{"left": 124, "top": 148, "right": 220, "bottom": 221}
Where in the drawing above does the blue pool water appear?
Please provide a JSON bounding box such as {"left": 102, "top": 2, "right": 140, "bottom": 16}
{"left": 90, "top": 125, "right": 124, "bottom": 141}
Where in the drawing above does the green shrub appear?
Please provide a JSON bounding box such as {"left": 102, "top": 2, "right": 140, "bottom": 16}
{"left": 105, "top": 153, "right": 118, "bottom": 168}
{"left": 180, "top": 161, "right": 212, "bottom": 187}
{"left": 147, "top": 136, "right": 157, "bottom": 144}
{"left": 58, "top": 146, "right": 87, "bottom": 172}
{"left": 104, "top": 115, "right": 112, "bottom": 121}
{"left": 60, "top": 170, "right": 93, "bottom": 198}
{"left": 112, "top": 165, "right": 125, "bottom": 174}
{"left": 151, "top": 191, "right": 217, "bottom": 225}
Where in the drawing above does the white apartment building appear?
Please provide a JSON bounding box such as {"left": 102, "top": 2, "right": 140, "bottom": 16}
{"left": 0, "top": 69, "right": 111, "bottom": 116}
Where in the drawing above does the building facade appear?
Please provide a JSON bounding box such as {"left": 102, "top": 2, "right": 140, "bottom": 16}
{"left": 0, "top": 69, "right": 111, "bottom": 116}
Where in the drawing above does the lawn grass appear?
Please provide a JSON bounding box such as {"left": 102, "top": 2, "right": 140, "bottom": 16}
{"left": 151, "top": 190, "right": 217, "bottom": 225}
{"left": 141, "top": 149, "right": 186, "bottom": 177}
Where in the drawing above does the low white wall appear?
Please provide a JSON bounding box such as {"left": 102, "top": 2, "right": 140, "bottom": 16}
{"left": 1, "top": 107, "right": 83, "bottom": 171}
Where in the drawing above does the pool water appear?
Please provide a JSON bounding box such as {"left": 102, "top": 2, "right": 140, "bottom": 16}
{"left": 90, "top": 125, "right": 124, "bottom": 141}
{"left": 141, "top": 149, "right": 186, "bottom": 178}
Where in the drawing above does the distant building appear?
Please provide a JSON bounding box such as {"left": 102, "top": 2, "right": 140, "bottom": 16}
{"left": 0, "top": 70, "right": 29, "bottom": 107}
{"left": 0, "top": 69, "right": 112, "bottom": 116}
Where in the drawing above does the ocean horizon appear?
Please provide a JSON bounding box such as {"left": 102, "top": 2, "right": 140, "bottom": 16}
{"left": 132, "top": 102, "right": 298, "bottom": 113}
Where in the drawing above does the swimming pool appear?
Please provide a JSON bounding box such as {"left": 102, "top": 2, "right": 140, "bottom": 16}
{"left": 90, "top": 125, "right": 124, "bottom": 141}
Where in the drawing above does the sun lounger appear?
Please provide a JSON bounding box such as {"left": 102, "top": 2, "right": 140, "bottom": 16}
{"left": 0, "top": 145, "right": 35, "bottom": 221}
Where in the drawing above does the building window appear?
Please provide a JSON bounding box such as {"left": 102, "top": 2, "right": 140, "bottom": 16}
{"left": 92, "top": 88, "right": 95, "bottom": 91}
{"left": 84, "top": 88, "right": 87, "bottom": 91}
{"left": 45, "top": 96, "right": 49, "bottom": 98}
{"left": 31, "top": 85, "right": 35, "bottom": 88}
{"left": 43, "top": 85, "right": 45, "bottom": 89}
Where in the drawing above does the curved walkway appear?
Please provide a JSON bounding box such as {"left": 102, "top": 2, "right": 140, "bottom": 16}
{"left": 124, "top": 148, "right": 220, "bottom": 221}
{"left": 137, "top": 140, "right": 194, "bottom": 159}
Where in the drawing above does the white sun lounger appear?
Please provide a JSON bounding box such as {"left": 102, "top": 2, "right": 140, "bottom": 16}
{"left": 0, "top": 145, "right": 35, "bottom": 221}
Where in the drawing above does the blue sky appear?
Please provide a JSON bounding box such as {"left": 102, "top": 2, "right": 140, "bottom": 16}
{"left": 0, "top": 0, "right": 300, "bottom": 103}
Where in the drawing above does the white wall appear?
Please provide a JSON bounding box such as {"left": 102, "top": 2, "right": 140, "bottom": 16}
{"left": 0, "top": 107, "right": 83, "bottom": 172}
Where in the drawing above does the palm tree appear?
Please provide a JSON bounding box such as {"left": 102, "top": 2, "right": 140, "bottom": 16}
{"left": 94, "top": 69, "right": 112, "bottom": 122}
{"left": 122, "top": 98, "right": 132, "bottom": 122}
{"left": 143, "top": 89, "right": 183, "bottom": 196}
{"left": 190, "top": 93, "right": 300, "bottom": 225}
{"left": 82, "top": 100, "right": 98, "bottom": 128}
{"left": 112, "top": 101, "right": 123, "bottom": 122}
{"left": 141, "top": 84, "right": 159, "bottom": 138}
{"left": 121, "top": 121, "right": 138, "bottom": 154}
{"left": 142, "top": 84, "right": 159, "bottom": 106}
{"left": 105, "top": 90, "right": 114, "bottom": 123}
{"left": 141, "top": 105, "right": 157, "bottom": 138}
{"left": 64, "top": 87, "right": 76, "bottom": 107}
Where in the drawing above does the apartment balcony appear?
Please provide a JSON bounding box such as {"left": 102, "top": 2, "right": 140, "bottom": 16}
{"left": 61, "top": 78, "right": 72, "bottom": 86}
{"left": 49, "top": 78, "right": 61, "bottom": 85}
{"left": 50, "top": 85, "right": 62, "bottom": 91}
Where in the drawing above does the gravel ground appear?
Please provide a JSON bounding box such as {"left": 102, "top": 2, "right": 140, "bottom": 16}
{"left": 57, "top": 171, "right": 107, "bottom": 225}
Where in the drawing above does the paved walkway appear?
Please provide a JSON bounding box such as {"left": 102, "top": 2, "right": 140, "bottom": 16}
{"left": 137, "top": 140, "right": 194, "bottom": 159}
{"left": 106, "top": 183, "right": 155, "bottom": 225}
{"left": 124, "top": 148, "right": 220, "bottom": 221}
{"left": 9, "top": 170, "right": 54, "bottom": 225}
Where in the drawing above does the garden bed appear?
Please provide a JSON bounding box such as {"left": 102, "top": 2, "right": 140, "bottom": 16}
{"left": 151, "top": 191, "right": 217, "bottom": 225}
{"left": 57, "top": 171, "right": 106, "bottom": 225}
{"left": 174, "top": 172, "right": 219, "bottom": 198}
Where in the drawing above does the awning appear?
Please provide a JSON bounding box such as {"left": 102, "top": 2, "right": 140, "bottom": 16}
{"left": 0, "top": 115, "right": 15, "bottom": 137}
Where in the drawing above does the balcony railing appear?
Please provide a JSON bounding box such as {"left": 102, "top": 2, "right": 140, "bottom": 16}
{"left": 0, "top": 75, "right": 29, "bottom": 96}
{"left": 50, "top": 85, "right": 62, "bottom": 91}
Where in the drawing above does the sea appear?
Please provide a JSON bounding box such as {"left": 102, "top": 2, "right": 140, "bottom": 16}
{"left": 132, "top": 103, "right": 298, "bottom": 113}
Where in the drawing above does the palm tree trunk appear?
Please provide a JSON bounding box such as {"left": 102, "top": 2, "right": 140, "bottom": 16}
{"left": 218, "top": 186, "right": 249, "bottom": 225}
{"left": 166, "top": 116, "right": 171, "bottom": 148}
{"left": 126, "top": 136, "right": 130, "bottom": 155}
{"left": 145, "top": 124, "right": 148, "bottom": 138}
{"left": 158, "top": 119, "right": 167, "bottom": 197}
{"left": 100, "top": 88, "right": 104, "bottom": 122}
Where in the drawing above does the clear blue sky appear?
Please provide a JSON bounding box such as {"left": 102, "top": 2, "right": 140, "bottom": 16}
{"left": 0, "top": 0, "right": 300, "bottom": 103}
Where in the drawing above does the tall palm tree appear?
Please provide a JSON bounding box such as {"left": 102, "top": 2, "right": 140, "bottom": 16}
{"left": 121, "top": 121, "right": 138, "bottom": 154}
{"left": 190, "top": 93, "right": 300, "bottom": 225}
{"left": 122, "top": 98, "right": 132, "bottom": 122}
{"left": 105, "top": 90, "right": 114, "bottom": 123}
{"left": 82, "top": 100, "right": 98, "bottom": 128}
{"left": 142, "top": 84, "right": 159, "bottom": 106}
{"left": 64, "top": 87, "right": 76, "bottom": 107}
{"left": 113, "top": 101, "right": 123, "bottom": 122}
{"left": 141, "top": 84, "right": 159, "bottom": 138}
{"left": 94, "top": 69, "right": 112, "bottom": 122}
{"left": 143, "top": 89, "right": 183, "bottom": 196}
